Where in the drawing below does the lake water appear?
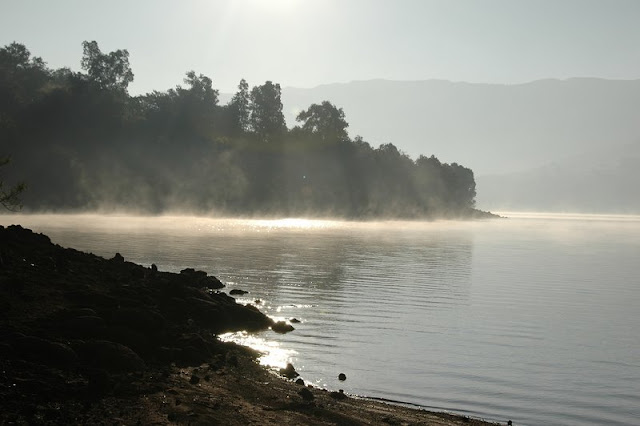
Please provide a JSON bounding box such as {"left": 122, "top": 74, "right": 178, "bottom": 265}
{"left": 1, "top": 213, "right": 639, "bottom": 425}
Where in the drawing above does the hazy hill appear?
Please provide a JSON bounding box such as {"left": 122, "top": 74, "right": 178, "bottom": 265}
{"left": 476, "top": 140, "right": 640, "bottom": 213}
{"left": 274, "top": 78, "right": 640, "bottom": 213}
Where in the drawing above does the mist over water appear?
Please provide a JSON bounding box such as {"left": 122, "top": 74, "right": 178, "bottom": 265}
{"left": 2, "top": 213, "right": 639, "bottom": 425}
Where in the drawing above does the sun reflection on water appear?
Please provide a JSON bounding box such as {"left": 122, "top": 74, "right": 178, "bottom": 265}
{"left": 244, "top": 218, "right": 338, "bottom": 230}
{"left": 219, "top": 331, "right": 297, "bottom": 369}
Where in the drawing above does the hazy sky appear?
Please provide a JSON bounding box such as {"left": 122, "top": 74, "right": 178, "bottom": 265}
{"left": 1, "top": 0, "right": 639, "bottom": 95}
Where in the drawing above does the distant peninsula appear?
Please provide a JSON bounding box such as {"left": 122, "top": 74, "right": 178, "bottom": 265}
{"left": 1, "top": 41, "right": 493, "bottom": 219}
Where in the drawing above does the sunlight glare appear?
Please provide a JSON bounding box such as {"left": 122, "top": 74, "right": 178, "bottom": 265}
{"left": 248, "top": 218, "right": 336, "bottom": 230}
{"left": 219, "top": 331, "right": 297, "bottom": 369}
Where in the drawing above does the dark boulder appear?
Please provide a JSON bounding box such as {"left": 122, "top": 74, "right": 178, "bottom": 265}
{"left": 13, "top": 335, "right": 78, "bottom": 368}
{"left": 3, "top": 225, "right": 51, "bottom": 246}
{"left": 64, "top": 289, "right": 118, "bottom": 310}
{"left": 157, "top": 346, "right": 181, "bottom": 363}
{"left": 63, "top": 315, "right": 106, "bottom": 338}
{"left": 179, "top": 346, "right": 209, "bottom": 366}
{"left": 75, "top": 340, "right": 145, "bottom": 373}
{"left": 272, "top": 321, "right": 295, "bottom": 334}
{"left": 175, "top": 333, "right": 215, "bottom": 366}
{"left": 180, "top": 268, "right": 224, "bottom": 289}
{"left": 338, "top": 373, "right": 347, "bottom": 381}
{"left": 229, "top": 289, "right": 248, "bottom": 295}
{"left": 105, "top": 326, "right": 152, "bottom": 359}
{"left": 180, "top": 268, "right": 207, "bottom": 279}
{"left": 186, "top": 297, "right": 224, "bottom": 327}
{"left": 279, "top": 363, "right": 299, "bottom": 379}
{"left": 330, "top": 389, "right": 348, "bottom": 400}
{"left": 110, "top": 307, "right": 166, "bottom": 333}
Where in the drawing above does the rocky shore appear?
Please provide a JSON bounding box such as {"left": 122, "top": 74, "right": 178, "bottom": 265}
{"left": 0, "top": 225, "right": 499, "bottom": 425}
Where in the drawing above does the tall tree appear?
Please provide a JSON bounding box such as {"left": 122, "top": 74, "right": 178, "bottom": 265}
{"left": 228, "top": 78, "right": 250, "bottom": 133}
{"left": 0, "top": 42, "right": 50, "bottom": 113}
{"left": 80, "top": 40, "right": 134, "bottom": 92}
{"left": 296, "top": 101, "right": 349, "bottom": 142}
{"left": 249, "top": 81, "right": 286, "bottom": 142}
{"left": 180, "top": 71, "right": 218, "bottom": 105}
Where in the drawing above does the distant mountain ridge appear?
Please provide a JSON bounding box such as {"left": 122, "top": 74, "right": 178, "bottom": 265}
{"left": 280, "top": 78, "right": 640, "bottom": 173}
{"left": 476, "top": 140, "right": 640, "bottom": 213}
{"left": 272, "top": 78, "right": 640, "bottom": 213}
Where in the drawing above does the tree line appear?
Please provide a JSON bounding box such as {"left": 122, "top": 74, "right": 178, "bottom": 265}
{"left": 1, "top": 41, "right": 480, "bottom": 218}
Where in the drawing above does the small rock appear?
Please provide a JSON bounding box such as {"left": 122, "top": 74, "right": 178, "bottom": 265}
{"left": 290, "top": 318, "right": 301, "bottom": 323}
{"left": 272, "top": 321, "right": 295, "bottom": 334}
{"left": 338, "top": 373, "right": 347, "bottom": 381}
{"left": 189, "top": 374, "right": 200, "bottom": 385}
{"left": 229, "top": 289, "right": 248, "bottom": 295}
{"left": 112, "top": 253, "right": 124, "bottom": 263}
{"left": 295, "top": 378, "right": 305, "bottom": 386}
{"left": 279, "top": 363, "right": 299, "bottom": 379}
{"left": 330, "top": 390, "right": 347, "bottom": 400}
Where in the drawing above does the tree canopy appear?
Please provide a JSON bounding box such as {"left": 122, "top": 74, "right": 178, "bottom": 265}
{"left": 296, "top": 101, "right": 349, "bottom": 142}
{"left": 249, "top": 81, "right": 286, "bottom": 142}
{"left": 0, "top": 41, "right": 483, "bottom": 218}
{"left": 80, "top": 40, "right": 133, "bottom": 92}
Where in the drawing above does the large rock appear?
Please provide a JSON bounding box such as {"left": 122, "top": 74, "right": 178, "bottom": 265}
{"left": 180, "top": 268, "right": 224, "bottom": 289}
{"left": 75, "top": 340, "right": 145, "bottom": 373}
{"left": 110, "top": 307, "right": 166, "bottom": 333}
{"left": 63, "top": 315, "right": 106, "bottom": 338}
{"left": 12, "top": 335, "right": 78, "bottom": 368}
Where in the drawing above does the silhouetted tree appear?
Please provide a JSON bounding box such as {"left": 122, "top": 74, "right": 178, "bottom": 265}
{"left": 81, "top": 40, "right": 134, "bottom": 92}
{"left": 249, "top": 81, "right": 286, "bottom": 142}
{"left": 0, "top": 42, "right": 50, "bottom": 118}
{"left": 228, "top": 78, "right": 250, "bottom": 133}
{"left": 296, "top": 101, "right": 349, "bottom": 142}
{"left": 181, "top": 71, "right": 218, "bottom": 105}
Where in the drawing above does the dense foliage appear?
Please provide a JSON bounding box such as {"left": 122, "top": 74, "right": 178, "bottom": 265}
{"left": 1, "top": 42, "right": 479, "bottom": 218}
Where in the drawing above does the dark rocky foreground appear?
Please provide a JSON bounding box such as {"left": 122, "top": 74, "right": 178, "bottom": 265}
{"left": 0, "top": 225, "right": 500, "bottom": 425}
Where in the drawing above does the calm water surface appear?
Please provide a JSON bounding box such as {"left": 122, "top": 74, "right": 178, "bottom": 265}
{"left": 2, "top": 213, "right": 639, "bottom": 425}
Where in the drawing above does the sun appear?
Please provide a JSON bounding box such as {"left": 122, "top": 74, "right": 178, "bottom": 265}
{"left": 251, "top": 0, "right": 299, "bottom": 15}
